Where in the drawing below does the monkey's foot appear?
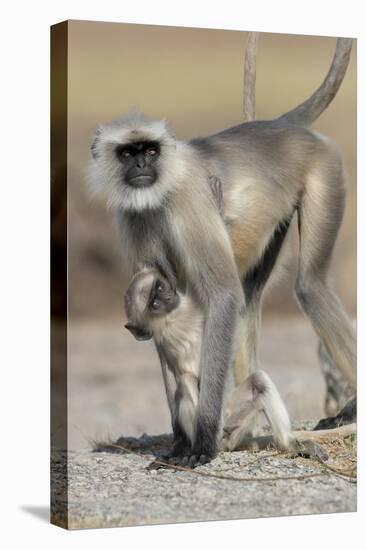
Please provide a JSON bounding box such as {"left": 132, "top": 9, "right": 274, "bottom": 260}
{"left": 314, "top": 397, "right": 357, "bottom": 431}
{"left": 291, "top": 439, "right": 328, "bottom": 462}
{"left": 314, "top": 416, "right": 342, "bottom": 431}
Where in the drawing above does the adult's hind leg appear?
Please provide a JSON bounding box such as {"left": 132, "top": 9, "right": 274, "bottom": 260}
{"left": 295, "top": 162, "right": 356, "bottom": 387}
{"left": 233, "top": 299, "right": 261, "bottom": 385}
{"left": 231, "top": 297, "right": 263, "bottom": 443}
{"left": 232, "top": 218, "right": 293, "bottom": 444}
{"left": 233, "top": 217, "right": 294, "bottom": 385}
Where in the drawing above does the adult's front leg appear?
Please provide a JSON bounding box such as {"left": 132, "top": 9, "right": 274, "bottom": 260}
{"left": 181, "top": 289, "right": 241, "bottom": 468}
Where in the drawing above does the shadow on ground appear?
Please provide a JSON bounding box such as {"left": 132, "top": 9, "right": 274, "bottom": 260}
{"left": 93, "top": 433, "right": 173, "bottom": 457}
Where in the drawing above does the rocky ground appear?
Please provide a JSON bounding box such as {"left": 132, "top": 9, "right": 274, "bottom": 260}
{"left": 52, "top": 428, "right": 356, "bottom": 530}
{"left": 51, "top": 317, "right": 356, "bottom": 530}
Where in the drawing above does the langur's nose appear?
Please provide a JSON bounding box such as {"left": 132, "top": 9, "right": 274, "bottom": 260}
{"left": 136, "top": 154, "right": 146, "bottom": 168}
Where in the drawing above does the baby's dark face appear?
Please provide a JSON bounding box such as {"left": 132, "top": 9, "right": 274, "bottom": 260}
{"left": 124, "top": 269, "right": 179, "bottom": 341}
{"left": 148, "top": 275, "right": 179, "bottom": 316}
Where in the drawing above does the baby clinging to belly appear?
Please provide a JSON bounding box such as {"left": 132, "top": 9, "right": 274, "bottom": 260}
{"left": 124, "top": 266, "right": 203, "bottom": 449}
{"left": 124, "top": 265, "right": 294, "bottom": 466}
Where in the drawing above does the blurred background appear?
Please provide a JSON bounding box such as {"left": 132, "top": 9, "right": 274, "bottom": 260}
{"left": 59, "top": 21, "right": 356, "bottom": 449}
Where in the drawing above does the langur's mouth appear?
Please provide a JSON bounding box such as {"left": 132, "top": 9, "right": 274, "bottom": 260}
{"left": 128, "top": 175, "right": 155, "bottom": 188}
{"left": 125, "top": 322, "right": 153, "bottom": 341}
{"left": 134, "top": 331, "right": 153, "bottom": 341}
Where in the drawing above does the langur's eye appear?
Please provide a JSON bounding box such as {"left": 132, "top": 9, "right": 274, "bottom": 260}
{"left": 157, "top": 281, "right": 165, "bottom": 292}
{"left": 146, "top": 147, "right": 158, "bottom": 156}
{"left": 151, "top": 298, "right": 161, "bottom": 310}
{"left": 116, "top": 146, "right": 133, "bottom": 160}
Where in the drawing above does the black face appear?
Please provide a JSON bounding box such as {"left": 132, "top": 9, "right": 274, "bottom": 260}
{"left": 148, "top": 277, "right": 179, "bottom": 316}
{"left": 124, "top": 275, "right": 179, "bottom": 342}
{"left": 124, "top": 321, "right": 152, "bottom": 341}
{"left": 115, "top": 141, "right": 160, "bottom": 188}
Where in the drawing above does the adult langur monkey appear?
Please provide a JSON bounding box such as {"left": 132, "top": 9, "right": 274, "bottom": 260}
{"left": 89, "top": 37, "right": 356, "bottom": 467}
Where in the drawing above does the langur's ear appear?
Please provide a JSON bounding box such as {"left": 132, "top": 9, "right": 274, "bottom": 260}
{"left": 91, "top": 137, "right": 99, "bottom": 159}
{"left": 91, "top": 127, "right": 102, "bottom": 159}
{"left": 124, "top": 322, "right": 152, "bottom": 341}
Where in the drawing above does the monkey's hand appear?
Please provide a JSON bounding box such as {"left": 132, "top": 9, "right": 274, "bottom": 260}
{"left": 154, "top": 259, "right": 177, "bottom": 294}
{"left": 174, "top": 435, "right": 217, "bottom": 468}
{"left": 146, "top": 446, "right": 215, "bottom": 470}
{"left": 146, "top": 434, "right": 192, "bottom": 470}
{"left": 172, "top": 453, "right": 213, "bottom": 468}
{"left": 146, "top": 453, "right": 212, "bottom": 470}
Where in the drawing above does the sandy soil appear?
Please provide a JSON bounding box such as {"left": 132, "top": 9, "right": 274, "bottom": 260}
{"left": 51, "top": 430, "right": 356, "bottom": 530}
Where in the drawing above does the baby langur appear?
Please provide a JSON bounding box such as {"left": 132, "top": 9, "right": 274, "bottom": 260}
{"left": 124, "top": 267, "right": 294, "bottom": 465}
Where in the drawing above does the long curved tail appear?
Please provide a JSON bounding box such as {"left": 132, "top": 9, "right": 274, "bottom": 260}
{"left": 276, "top": 37, "right": 353, "bottom": 126}
{"left": 243, "top": 32, "right": 259, "bottom": 122}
